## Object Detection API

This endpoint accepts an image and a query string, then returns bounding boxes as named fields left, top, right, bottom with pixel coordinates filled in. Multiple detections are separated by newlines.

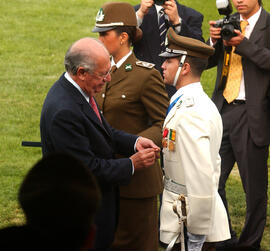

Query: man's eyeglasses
left=92, top=68, right=111, bottom=81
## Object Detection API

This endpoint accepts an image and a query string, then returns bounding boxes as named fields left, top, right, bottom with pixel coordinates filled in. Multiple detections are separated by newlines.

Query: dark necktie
left=90, top=97, right=102, bottom=122
left=110, top=65, right=117, bottom=73
left=159, top=9, right=167, bottom=52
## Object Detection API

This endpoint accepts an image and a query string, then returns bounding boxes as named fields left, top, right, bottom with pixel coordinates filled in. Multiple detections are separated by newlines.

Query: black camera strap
left=219, top=46, right=232, bottom=90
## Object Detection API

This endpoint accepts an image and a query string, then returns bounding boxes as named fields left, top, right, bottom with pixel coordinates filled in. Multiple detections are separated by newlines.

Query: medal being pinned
left=162, top=128, right=176, bottom=152
left=168, top=129, right=176, bottom=152
left=162, top=128, right=169, bottom=148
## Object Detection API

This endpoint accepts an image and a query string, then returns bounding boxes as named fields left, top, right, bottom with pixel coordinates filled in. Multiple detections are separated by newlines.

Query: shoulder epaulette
left=136, top=60, right=155, bottom=69
left=184, top=96, right=195, bottom=107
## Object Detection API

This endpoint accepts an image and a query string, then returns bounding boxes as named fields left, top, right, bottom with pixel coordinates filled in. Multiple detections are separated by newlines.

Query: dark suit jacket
left=133, top=1, right=204, bottom=73
left=40, top=74, right=138, bottom=249
left=208, top=9, right=270, bottom=146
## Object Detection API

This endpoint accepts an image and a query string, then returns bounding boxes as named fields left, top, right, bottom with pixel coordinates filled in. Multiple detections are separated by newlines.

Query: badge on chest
left=162, top=128, right=176, bottom=152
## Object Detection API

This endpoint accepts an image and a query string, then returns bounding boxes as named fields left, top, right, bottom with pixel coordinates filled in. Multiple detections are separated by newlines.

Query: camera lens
left=221, top=24, right=235, bottom=41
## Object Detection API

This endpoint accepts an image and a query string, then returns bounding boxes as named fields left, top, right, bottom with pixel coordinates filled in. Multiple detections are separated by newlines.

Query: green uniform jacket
left=95, top=52, right=169, bottom=198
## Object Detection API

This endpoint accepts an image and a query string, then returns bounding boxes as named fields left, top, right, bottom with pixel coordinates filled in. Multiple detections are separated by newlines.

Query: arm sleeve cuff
left=136, top=11, right=143, bottom=27
left=173, top=17, right=182, bottom=33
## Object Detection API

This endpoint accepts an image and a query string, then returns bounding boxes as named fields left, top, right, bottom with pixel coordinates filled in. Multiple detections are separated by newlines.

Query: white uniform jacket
left=160, top=82, right=230, bottom=243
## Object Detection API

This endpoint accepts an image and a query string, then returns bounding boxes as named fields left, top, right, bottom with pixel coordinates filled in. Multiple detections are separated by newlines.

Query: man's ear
left=181, top=62, right=191, bottom=76
left=77, top=67, right=88, bottom=80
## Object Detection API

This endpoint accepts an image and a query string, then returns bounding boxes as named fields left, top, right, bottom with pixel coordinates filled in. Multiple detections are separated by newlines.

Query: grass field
left=0, top=0, right=269, bottom=249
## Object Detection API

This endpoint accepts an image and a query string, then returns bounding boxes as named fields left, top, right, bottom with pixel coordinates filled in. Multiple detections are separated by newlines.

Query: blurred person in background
left=0, top=153, right=101, bottom=251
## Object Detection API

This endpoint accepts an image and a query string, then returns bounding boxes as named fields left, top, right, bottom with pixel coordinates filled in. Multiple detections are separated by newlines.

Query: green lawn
left=0, top=0, right=269, bottom=249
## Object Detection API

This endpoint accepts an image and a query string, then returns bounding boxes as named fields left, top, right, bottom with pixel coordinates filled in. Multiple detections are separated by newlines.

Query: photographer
left=207, top=0, right=270, bottom=249
left=134, top=0, right=204, bottom=98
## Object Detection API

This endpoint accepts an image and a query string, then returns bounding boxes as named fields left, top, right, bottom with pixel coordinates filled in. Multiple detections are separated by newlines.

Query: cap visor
left=159, top=51, right=180, bottom=58
left=92, top=26, right=115, bottom=33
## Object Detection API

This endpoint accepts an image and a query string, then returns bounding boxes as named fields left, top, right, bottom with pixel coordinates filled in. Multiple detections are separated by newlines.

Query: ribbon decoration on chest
left=166, top=94, right=183, bottom=115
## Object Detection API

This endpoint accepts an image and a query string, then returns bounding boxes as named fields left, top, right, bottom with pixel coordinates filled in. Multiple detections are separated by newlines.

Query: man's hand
left=209, top=20, right=221, bottom=44
left=130, top=148, right=157, bottom=171
left=136, top=137, right=160, bottom=159
left=163, top=0, right=180, bottom=25
left=137, top=0, right=154, bottom=19
left=209, top=20, right=245, bottom=47
left=223, top=29, right=245, bottom=47
left=136, top=137, right=160, bottom=151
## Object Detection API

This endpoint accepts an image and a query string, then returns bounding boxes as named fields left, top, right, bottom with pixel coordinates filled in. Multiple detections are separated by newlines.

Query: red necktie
left=90, top=97, right=102, bottom=122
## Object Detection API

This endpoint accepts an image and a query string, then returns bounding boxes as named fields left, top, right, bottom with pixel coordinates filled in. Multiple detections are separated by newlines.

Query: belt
left=164, top=176, right=187, bottom=196
left=232, top=100, right=245, bottom=105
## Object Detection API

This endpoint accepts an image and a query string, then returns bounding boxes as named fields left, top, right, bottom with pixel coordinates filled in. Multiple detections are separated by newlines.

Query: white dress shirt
left=111, top=50, right=132, bottom=68
left=64, top=72, right=89, bottom=102
left=237, top=7, right=261, bottom=100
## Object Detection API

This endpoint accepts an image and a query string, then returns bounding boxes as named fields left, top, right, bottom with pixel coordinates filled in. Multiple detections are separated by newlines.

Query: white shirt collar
left=240, top=7, right=261, bottom=33
left=64, top=72, right=89, bottom=102
left=155, top=4, right=163, bottom=13
left=111, top=50, right=132, bottom=69
left=170, top=82, right=202, bottom=104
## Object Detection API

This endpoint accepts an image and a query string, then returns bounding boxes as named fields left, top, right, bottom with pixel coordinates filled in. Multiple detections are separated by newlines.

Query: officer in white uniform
left=159, top=28, right=231, bottom=251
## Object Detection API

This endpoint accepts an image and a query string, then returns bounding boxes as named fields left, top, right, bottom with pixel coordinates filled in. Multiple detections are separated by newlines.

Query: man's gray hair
left=64, top=38, right=105, bottom=75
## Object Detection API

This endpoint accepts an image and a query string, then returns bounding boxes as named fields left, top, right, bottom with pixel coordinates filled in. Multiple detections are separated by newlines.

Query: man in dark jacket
left=207, top=0, right=270, bottom=249
left=40, top=37, right=159, bottom=251
left=134, top=0, right=204, bottom=97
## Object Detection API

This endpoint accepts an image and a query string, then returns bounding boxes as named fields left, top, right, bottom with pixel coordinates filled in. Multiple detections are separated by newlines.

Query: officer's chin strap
left=166, top=195, right=187, bottom=251
left=173, top=55, right=186, bottom=87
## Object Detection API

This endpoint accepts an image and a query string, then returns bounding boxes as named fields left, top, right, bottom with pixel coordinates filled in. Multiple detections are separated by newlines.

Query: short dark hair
left=19, top=152, right=101, bottom=249
left=184, top=55, right=208, bottom=77
left=114, top=26, right=137, bottom=46
left=258, top=0, right=262, bottom=6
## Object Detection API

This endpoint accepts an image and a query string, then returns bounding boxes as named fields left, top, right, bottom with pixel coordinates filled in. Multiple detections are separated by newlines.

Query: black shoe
left=216, top=234, right=238, bottom=250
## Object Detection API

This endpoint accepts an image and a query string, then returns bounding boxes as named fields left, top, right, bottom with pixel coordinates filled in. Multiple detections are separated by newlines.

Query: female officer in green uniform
left=92, top=2, right=169, bottom=251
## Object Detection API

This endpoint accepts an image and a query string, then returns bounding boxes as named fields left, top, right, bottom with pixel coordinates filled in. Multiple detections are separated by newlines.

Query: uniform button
left=121, top=94, right=126, bottom=99
left=102, top=93, right=105, bottom=98
left=100, top=110, right=103, bottom=114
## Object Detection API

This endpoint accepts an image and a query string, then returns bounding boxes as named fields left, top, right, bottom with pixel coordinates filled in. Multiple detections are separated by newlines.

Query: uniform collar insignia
left=176, top=100, right=183, bottom=109
left=125, top=64, right=132, bottom=71
left=96, top=8, right=105, bottom=22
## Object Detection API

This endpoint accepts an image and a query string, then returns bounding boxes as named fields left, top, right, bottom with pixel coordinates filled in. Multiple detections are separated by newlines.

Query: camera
left=214, top=0, right=240, bottom=41
left=154, top=0, right=166, bottom=6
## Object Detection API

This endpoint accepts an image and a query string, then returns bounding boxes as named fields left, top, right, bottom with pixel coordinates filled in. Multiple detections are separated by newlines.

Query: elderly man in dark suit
left=40, top=37, right=159, bottom=251
left=134, top=0, right=204, bottom=97
left=207, top=0, right=270, bottom=249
